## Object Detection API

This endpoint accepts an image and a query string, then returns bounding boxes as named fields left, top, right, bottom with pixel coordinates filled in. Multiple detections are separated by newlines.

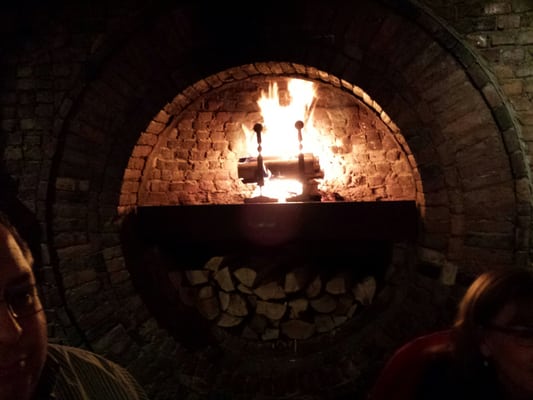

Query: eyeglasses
left=486, top=324, right=533, bottom=347
left=0, top=284, right=42, bottom=320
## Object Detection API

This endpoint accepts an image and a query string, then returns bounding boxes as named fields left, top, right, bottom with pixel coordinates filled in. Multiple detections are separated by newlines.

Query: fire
left=245, top=79, right=319, bottom=158
left=242, top=78, right=336, bottom=202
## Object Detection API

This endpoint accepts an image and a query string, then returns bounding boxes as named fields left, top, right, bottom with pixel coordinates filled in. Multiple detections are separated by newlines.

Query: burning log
left=238, top=153, right=323, bottom=183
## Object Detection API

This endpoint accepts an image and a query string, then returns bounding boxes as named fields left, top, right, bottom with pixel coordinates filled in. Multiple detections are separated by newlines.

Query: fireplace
left=112, top=53, right=517, bottom=395
left=118, top=69, right=423, bottom=397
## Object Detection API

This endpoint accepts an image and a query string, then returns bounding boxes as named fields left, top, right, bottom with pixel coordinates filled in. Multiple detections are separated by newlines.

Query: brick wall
left=0, top=0, right=531, bottom=399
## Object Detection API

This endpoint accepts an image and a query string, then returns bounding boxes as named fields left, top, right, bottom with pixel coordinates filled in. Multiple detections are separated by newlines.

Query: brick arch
left=43, top=0, right=528, bottom=397
left=92, top=0, right=526, bottom=275
left=127, top=66, right=419, bottom=208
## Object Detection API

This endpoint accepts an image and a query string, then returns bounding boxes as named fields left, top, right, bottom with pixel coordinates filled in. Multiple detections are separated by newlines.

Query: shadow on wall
left=119, top=210, right=216, bottom=350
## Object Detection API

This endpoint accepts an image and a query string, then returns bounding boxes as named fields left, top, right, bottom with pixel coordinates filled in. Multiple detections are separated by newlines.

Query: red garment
left=369, top=330, right=452, bottom=400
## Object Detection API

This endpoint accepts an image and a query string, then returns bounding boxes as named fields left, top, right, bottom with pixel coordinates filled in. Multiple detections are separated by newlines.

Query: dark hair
left=0, top=209, right=34, bottom=267
left=0, top=181, right=42, bottom=276
left=451, top=268, right=533, bottom=369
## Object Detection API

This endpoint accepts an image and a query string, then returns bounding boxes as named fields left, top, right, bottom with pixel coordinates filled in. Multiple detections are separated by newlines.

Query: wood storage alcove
left=120, top=200, right=418, bottom=393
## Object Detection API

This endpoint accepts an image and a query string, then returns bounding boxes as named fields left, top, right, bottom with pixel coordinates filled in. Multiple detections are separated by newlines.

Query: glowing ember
left=242, top=78, right=337, bottom=201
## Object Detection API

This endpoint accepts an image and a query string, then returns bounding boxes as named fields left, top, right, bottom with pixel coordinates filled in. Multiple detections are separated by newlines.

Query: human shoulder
left=48, top=342, right=111, bottom=363
left=47, top=343, right=128, bottom=374
left=417, top=349, right=499, bottom=400
left=47, top=343, right=149, bottom=400
left=413, top=347, right=459, bottom=398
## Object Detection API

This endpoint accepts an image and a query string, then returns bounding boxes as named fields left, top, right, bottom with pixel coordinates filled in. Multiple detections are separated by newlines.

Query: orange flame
left=244, top=79, right=319, bottom=158
left=242, top=78, right=338, bottom=201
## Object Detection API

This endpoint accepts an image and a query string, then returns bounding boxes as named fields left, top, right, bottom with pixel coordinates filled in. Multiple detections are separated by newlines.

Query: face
left=0, top=223, right=47, bottom=400
left=481, top=303, right=533, bottom=399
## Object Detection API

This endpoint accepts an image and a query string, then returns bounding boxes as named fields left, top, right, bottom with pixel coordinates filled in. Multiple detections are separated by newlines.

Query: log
left=284, top=267, right=309, bottom=294
left=261, top=328, right=280, bottom=341
left=347, top=303, right=358, bottom=318
left=325, top=273, right=347, bottom=295
left=333, top=315, right=348, bottom=327
left=233, top=267, right=257, bottom=288
left=227, top=293, right=248, bottom=317
left=310, top=294, right=337, bottom=313
left=288, top=298, right=309, bottom=319
left=306, top=275, right=322, bottom=298
left=196, top=285, right=215, bottom=299
left=204, top=256, right=224, bottom=272
left=196, top=296, right=220, bottom=320
left=254, top=281, right=286, bottom=300
left=281, top=319, right=316, bottom=340
left=315, top=314, right=335, bottom=333
left=214, top=267, right=235, bottom=292
left=238, top=153, right=323, bottom=183
left=217, top=312, right=243, bottom=327
left=218, top=291, right=230, bottom=311
left=353, top=276, right=376, bottom=305
left=185, top=269, right=210, bottom=285
left=237, top=283, right=253, bottom=294
left=335, top=294, right=354, bottom=315
left=256, top=300, right=287, bottom=320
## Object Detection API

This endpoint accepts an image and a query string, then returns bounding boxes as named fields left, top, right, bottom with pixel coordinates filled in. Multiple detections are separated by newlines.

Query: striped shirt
left=36, top=344, right=149, bottom=400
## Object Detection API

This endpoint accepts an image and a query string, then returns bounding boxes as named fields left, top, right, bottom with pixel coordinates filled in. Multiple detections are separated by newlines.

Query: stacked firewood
left=168, top=256, right=377, bottom=341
